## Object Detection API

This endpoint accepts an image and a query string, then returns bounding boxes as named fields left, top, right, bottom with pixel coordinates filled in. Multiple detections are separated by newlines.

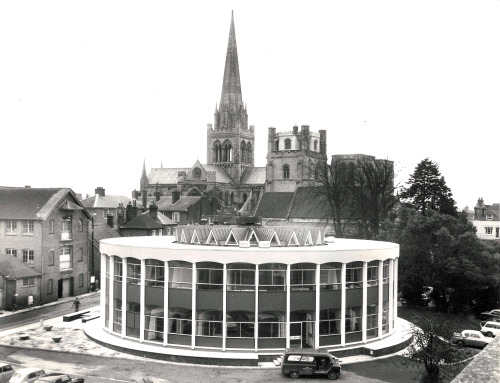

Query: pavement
left=0, top=294, right=414, bottom=368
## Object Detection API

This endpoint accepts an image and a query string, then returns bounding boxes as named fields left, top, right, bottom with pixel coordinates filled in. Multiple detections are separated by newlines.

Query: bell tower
left=207, top=12, right=255, bottom=184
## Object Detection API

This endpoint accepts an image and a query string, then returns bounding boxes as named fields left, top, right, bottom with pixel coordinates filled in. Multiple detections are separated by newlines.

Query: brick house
left=0, top=254, right=42, bottom=311
left=0, top=187, right=91, bottom=307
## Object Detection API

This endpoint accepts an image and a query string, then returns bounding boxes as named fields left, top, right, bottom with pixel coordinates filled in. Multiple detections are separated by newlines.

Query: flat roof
left=100, top=235, right=399, bottom=264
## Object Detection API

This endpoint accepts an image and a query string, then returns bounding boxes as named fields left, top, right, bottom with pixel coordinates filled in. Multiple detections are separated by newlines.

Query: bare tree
left=403, top=317, right=473, bottom=383
left=314, top=157, right=397, bottom=239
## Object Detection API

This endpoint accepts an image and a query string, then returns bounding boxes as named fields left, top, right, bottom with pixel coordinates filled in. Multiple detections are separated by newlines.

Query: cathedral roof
left=240, top=167, right=266, bottom=185
left=148, top=168, right=190, bottom=184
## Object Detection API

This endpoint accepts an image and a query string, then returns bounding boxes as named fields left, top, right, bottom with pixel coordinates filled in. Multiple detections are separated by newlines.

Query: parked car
left=0, top=364, right=15, bottom=383
left=8, top=368, right=46, bottom=383
left=480, top=309, right=500, bottom=321
left=281, top=348, right=341, bottom=380
left=480, top=321, right=500, bottom=337
left=451, top=330, right=493, bottom=349
left=33, top=375, right=83, bottom=383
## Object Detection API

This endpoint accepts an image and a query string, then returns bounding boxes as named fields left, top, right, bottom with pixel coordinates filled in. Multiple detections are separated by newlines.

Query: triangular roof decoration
left=304, top=230, right=313, bottom=246
left=270, top=230, right=281, bottom=247
left=191, top=230, right=200, bottom=245
left=206, top=229, right=218, bottom=245
left=180, top=229, right=187, bottom=244
left=316, top=230, right=323, bottom=245
left=247, top=229, right=259, bottom=246
left=59, top=200, right=84, bottom=211
left=225, top=230, right=238, bottom=246
left=288, top=231, right=299, bottom=246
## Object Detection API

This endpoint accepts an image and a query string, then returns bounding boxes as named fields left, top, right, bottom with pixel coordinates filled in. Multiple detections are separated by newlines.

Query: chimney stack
left=149, top=202, right=159, bottom=221
left=172, top=190, right=181, bottom=204
left=95, top=187, right=105, bottom=197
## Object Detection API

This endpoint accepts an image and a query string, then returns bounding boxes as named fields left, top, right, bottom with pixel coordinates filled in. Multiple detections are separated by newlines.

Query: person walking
left=72, top=297, right=81, bottom=312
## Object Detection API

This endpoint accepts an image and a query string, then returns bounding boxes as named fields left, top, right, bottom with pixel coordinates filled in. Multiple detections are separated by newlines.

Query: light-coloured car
left=451, top=330, right=493, bottom=349
left=480, top=309, right=500, bottom=321
left=8, top=368, right=46, bottom=383
left=34, top=374, right=83, bottom=383
left=480, top=321, right=500, bottom=337
left=0, top=364, right=15, bottom=383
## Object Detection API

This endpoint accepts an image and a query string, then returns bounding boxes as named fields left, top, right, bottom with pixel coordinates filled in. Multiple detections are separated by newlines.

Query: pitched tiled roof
left=81, top=194, right=140, bottom=209
left=201, top=165, right=234, bottom=184
left=240, top=167, right=266, bottom=185
left=157, top=196, right=201, bottom=212
left=0, top=187, right=87, bottom=220
left=288, top=186, right=331, bottom=220
left=0, top=255, right=42, bottom=279
left=120, top=214, right=164, bottom=230
left=156, top=212, right=177, bottom=226
left=254, top=192, right=296, bottom=219
left=92, top=223, right=122, bottom=242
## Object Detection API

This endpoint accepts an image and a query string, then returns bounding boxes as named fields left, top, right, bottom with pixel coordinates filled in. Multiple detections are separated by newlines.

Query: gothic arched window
left=283, top=164, right=290, bottom=179
left=240, top=141, right=247, bottom=162
left=222, top=140, right=232, bottom=162
left=247, top=142, right=252, bottom=163
left=285, top=138, right=291, bottom=150
left=212, top=140, right=222, bottom=163
left=314, top=140, right=318, bottom=151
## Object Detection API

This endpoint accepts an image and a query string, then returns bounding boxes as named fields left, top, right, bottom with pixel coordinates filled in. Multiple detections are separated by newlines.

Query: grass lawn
left=398, top=305, right=482, bottom=333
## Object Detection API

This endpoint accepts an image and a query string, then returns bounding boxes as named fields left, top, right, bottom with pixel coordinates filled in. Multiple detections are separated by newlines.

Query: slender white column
left=378, top=260, right=383, bottom=339
left=393, top=258, right=398, bottom=326
left=121, top=257, right=127, bottom=338
left=362, top=262, right=368, bottom=343
left=191, top=263, right=197, bottom=349
left=254, top=265, right=259, bottom=352
left=388, top=259, right=394, bottom=332
left=315, top=264, right=320, bottom=348
left=164, top=261, right=169, bottom=346
left=139, top=259, right=145, bottom=342
left=108, top=255, right=114, bottom=331
left=100, top=254, right=106, bottom=329
left=286, top=264, right=291, bottom=349
left=340, top=263, right=346, bottom=346
left=222, top=264, right=227, bottom=351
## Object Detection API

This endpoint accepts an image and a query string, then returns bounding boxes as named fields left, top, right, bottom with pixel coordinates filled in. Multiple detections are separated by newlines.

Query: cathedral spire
left=219, top=12, right=244, bottom=120
left=140, top=159, right=148, bottom=192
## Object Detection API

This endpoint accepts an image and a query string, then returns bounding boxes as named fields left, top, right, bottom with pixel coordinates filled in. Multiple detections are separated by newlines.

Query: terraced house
left=0, top=187, right=91, bottom=310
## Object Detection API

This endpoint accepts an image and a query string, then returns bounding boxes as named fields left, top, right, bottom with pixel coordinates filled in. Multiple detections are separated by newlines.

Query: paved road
left=0, top=294, right=100, bottom=332
left=0, top=345, right=422, bottom=383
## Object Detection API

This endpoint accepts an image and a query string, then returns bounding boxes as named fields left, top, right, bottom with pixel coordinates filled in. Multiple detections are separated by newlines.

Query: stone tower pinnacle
left=207, top=12, right=254, bottom=183
left=215, top=12, right=248, bottom=132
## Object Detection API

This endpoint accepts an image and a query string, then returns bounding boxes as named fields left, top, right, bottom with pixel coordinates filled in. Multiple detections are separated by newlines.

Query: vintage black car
left=281, top=348, right=341, bottom=380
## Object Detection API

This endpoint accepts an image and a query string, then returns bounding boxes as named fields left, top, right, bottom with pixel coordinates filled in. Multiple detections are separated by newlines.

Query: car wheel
left=290, top=371, right=299, bottom=379
left=486, top=332, right=493, bottom=337
left=327, top=370, right=339, bottom=380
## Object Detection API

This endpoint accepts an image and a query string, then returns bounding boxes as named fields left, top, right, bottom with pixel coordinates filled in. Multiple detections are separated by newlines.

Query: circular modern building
left=99, top=225, right=399, bottom=354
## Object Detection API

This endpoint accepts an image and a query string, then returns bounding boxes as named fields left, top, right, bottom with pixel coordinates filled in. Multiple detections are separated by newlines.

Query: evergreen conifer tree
left=400, top=158, right=457, bottom=216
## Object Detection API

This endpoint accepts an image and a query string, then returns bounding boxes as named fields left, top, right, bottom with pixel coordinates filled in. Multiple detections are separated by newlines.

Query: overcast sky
left=1, top=1, right=499, bottom=209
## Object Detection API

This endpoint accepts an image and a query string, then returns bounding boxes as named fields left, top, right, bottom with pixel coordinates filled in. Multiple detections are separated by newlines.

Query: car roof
left=284, top=348, right=331, bottom=356
left=14, top=368, right=44, bottom=373
left=36, top=375, right=67, bottom=381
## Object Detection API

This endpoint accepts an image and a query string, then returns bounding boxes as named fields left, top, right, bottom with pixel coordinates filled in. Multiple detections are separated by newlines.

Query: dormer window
left=285, top=138, right=291, bottom=150
left=486, top=215, right=493, bottom=220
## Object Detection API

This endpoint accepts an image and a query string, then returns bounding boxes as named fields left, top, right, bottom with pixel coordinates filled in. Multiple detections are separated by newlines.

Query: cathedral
left=135, top=13, right=328, bottom=214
